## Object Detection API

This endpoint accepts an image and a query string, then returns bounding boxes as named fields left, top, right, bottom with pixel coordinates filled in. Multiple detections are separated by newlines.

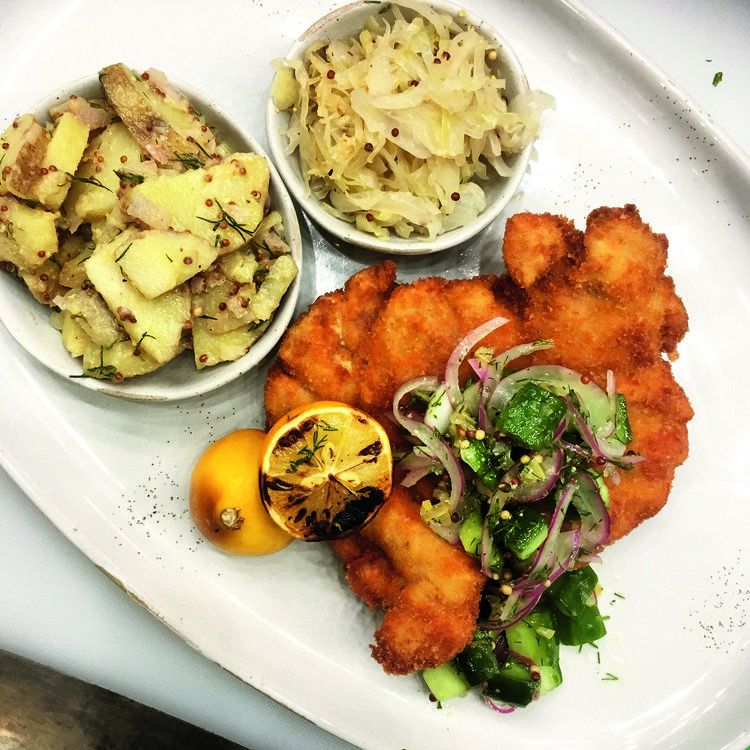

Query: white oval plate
left=0, top=2, right=749, bottom=750
left=0, top=76, right=303, bottom=402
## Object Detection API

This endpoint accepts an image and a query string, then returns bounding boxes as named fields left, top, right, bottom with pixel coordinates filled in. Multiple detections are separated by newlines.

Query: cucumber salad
left=392, top=317, right=642, bottom=711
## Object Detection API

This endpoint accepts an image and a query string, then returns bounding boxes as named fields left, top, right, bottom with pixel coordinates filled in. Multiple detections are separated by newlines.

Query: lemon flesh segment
left=261, top=406, right=392, bottom=541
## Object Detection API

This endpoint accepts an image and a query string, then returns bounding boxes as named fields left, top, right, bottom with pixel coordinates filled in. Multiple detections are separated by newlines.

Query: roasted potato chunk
left=0, top=63, right=298, bottom=382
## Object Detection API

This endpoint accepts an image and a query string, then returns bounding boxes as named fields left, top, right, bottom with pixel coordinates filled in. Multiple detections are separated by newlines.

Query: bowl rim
left=0, top=72, right=303, bottom=402
left=265, top=0, right=532, bottom=256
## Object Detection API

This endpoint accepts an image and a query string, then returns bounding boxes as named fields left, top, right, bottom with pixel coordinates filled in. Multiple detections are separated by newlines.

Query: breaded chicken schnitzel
left=331, top=485, right=486, bottom=675
left=264, top=204, right=692, bottom=675
left=504, top=205, right=691, bottom=540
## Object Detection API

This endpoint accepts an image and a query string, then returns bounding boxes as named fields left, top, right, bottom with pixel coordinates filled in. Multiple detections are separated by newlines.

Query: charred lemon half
left=260, top=401, right=392, bottom=541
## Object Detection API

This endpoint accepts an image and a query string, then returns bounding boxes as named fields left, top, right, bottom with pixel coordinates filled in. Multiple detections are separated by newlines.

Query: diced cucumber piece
left=483, top=657, right=538, bottom=707
left=460, top=438, right=489, bottom=474
left=613, top=393, right=632, bottom=444
left=554, top=602, right=607, bottom=646
left=547, top=565, right=599, bottom=618
left=422, top=660, right=470, bottom=703
left=506, top=607, right=560, bottom=669
left=499, top=506, right=548, bottom=560
left=460, top=438, right=500, bottom=491
left=459, top=508, right=483, bottom=556
left=460, top=508, right=504, bottom=574
left=537, top=663, right=563, bottom=696
left=507, top=606, right=563, bottom=697
left=494, top=382, right=567, bottom=451
left=457, top=634, right=502, bottom=687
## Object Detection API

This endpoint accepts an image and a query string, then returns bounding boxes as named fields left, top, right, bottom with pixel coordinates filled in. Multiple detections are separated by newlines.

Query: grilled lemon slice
left=260, top=401, right=392, bottom=541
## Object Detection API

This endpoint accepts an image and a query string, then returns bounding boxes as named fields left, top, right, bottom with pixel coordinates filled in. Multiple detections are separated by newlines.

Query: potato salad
left=0, top=63, right=297, bottom=381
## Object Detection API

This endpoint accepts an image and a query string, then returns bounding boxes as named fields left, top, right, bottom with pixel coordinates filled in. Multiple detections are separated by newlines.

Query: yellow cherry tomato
left=190, top=428, right=293, bottom=555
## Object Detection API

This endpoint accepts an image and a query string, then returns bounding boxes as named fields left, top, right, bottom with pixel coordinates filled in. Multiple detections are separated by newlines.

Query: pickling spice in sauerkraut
left=271, top=0, right=553, bottom=240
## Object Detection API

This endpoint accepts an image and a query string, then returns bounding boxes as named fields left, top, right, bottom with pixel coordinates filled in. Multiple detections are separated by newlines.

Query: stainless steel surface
left=0, top=649, right=247, bottom=750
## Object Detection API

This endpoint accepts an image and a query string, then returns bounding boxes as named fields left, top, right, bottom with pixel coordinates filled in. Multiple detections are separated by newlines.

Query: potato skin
left=99, top=62, right=209, bottom=168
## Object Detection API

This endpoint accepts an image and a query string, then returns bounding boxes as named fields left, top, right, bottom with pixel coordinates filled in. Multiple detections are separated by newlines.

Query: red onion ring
left=444, top=316, right=510, bottom=408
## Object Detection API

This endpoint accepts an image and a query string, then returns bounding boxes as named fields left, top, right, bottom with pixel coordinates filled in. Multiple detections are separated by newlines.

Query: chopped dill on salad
left=392, top=316, right=643, bottom=711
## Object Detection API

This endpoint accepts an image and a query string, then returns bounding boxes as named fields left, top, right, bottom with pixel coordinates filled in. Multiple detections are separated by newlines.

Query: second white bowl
left=266, top=0, right=534, bottom=255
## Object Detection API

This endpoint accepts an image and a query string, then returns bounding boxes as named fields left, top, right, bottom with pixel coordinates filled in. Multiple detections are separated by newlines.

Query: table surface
left=1, top=2, right=748, bottom=749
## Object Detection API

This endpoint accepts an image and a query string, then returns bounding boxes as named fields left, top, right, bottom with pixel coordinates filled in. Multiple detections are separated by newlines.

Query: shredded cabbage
left=272, top=0, right=553, bottom=241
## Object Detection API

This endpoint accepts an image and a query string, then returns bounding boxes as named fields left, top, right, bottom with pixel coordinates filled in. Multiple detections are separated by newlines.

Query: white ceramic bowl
left=266, top=0, right=533, bottom=256
left=0, top=75, right=303, bottom=401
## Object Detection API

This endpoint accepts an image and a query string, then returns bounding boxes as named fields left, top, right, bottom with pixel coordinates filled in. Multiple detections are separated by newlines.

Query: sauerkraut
left=272, top=0, right=553, bottom=241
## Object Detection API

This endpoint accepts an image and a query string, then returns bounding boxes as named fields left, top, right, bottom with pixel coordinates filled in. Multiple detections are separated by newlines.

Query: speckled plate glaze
left=0, top=0, right=749, bottom=749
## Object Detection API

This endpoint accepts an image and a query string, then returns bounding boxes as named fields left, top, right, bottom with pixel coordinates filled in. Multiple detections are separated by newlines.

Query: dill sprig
left=114, top=169, right=145, bottom=184
left=115, top=242, right=133, bottom=262
left=197, top=200, right=258, bottom=242
left=288, top=420, right=337, bottom=472
left=133, top=331, right=155, bottom=354
left=69, top=174, right=112, bottom=191
left=174, top=153, right=203, bottom=170
left=80, top=348, right=118, bottom=379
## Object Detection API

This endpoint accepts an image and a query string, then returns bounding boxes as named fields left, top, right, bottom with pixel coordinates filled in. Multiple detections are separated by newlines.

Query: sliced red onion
left=397, top=414, right=464, bottom=510
left=617, top=452, right=647, bottom=467
left=496, top=479, right=581, bottom=627
left=562, top=394, right=608, bottom=461
left=400, top=468, right=433, bottom=487
left=393, top=375, right=440, bottom=410
left=444, top=316, right=510, bottom=408
left=569, top=470, right=611, bottom=551
left=429, top=519, right=462, bottom=545
left=559, top=439, right=590, bottom=460
left=393, top=380, right=465, bottom=516
left=552, top=417, right=567, bottom=441
left=470, top=357, right=491, bottom=384
left=531, top=479, right=581, bottom=577
left=469, top=357, right=492, bottom=431
left=489, top=339, right=555, bottom=376
left=479, top=492, right=507, bottom=577
left=484, top=697, right=516, bottom=714
left=502, top=448, right=563, bottom=504
left=577, top=551, right=603, bottom=566
left=399, top=449, right=440, bottom=487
